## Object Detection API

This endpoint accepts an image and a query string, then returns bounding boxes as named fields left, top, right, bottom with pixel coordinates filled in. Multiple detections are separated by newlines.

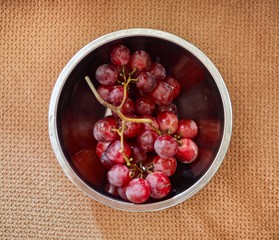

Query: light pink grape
left=145, top=171, right=171, bottom=199
left=107, top=164, right=131, bottom=187
left=126, top=178, right=150, bottom=203
left=154, top=134, right=178, bottom=158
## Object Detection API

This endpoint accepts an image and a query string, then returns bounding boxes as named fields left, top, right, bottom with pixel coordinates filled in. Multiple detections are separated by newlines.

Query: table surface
left=1, top=1, right=278, bottom=239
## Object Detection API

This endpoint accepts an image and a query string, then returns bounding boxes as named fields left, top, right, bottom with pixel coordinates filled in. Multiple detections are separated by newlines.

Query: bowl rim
left=48, top=28, right=232, bottom=212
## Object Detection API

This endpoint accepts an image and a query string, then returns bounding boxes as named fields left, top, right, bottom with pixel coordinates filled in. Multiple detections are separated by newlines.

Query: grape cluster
left=85, top=45, right=199, bottom=203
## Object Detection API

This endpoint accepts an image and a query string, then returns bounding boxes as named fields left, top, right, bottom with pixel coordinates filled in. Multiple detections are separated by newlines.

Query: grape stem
left=84, top=76, right=152, bottom=124
left=85, top=75, right=153, bottom=168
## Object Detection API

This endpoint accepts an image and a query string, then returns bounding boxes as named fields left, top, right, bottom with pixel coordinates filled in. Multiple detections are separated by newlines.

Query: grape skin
left=154, top=134, right=178, bottom=159
left=126, top=178, right=150, bottom=203
left=145, top=171, right=171, bottom=199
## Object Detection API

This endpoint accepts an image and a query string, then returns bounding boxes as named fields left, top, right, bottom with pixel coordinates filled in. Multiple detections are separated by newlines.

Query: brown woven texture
left=1, top=0, right=278, bottom=239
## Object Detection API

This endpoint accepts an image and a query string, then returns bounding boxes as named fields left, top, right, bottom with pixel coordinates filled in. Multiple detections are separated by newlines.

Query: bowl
left=48, top=28, right=232, bottom=211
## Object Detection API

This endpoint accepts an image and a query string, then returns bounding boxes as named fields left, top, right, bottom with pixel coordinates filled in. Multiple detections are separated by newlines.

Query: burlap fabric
left=1, top=1, right=278, bottom=239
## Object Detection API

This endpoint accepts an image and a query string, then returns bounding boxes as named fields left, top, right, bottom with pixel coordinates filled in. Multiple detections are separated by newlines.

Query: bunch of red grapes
left=88, top=45, right=199, bottom=204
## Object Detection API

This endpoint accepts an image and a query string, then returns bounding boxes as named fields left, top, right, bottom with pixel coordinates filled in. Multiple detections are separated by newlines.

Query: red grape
left=126, top=178, right=150, bottom=203
left=157, top=111, right=178, bottom=135
left=151, top=82, right=174, bottom=106
left=165, top=77, right=181, bottom=99
left=95, top=64, right=118, bottom=85
left=100, top=152, right=115, bottom=169
left=129, top=50, right=151, bottom=73
left=130, top=142, right=147, bottom=163
left=156, top=103, right=177, bottom=115
left=134, top=89, right=146, bottom=99
left=111, top=98, right=135, bottom=118
left=93, top=116, right=118, bottom=142
left=136, top=72, right=156, bottom=93
left=107, top=86, right=124, bottom=106
left=154, top=134, right=178, bottom=158
left=176, top=138, right=199, bottom=163
left=153, top=155, right=177, bottom=177
left=137, top=130, right=158, bottom=152
left=145, top=172, right=171, bottom=199
left=141, top=115, right=159, bottom=131
left=135, top=97, right=155, bottom=116
left=106, top=140, right=131, bottom=164
left=120, top=118, right=142, bottom=138
left=149, top=62, right=166, bottom=81
left=96, top=141, right=110, bottom=158
left=110, top=45, right=131, bottom=66
left=117, top=184, right=129, bottom=200
left=107, top=164, right=131, bottom=187
left=97, top=85, right=112, bottom=102
left=121, top=98, right=135, bottom=115
left=176, top=119, right=198, bottom=139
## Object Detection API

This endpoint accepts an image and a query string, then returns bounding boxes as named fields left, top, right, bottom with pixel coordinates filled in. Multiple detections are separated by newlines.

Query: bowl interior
left=56, top=36, right=224, bottom=203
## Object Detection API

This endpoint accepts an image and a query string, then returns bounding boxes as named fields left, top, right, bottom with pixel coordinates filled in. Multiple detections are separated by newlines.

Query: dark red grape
left=121, top=98, right=135, bottom=115
left=129, top=50, right=151, bottom=73
left=106, top=140, right=131, bottom=164
left=134, top=89, right=146, bottom=99
left=165, top=77, right=181, bottom=99
left=149, top=62, right=166, bottom=81
left=93, top=116, right=118, bottom=142
left=126, top=178, right=150, bottom=203
left=176, top=119, right=198, bottom=139
left=137, top=130, right=158, bottom=152
left=145, top=171, right=171, bottom=199
left=157, top=111, right=178, bottom=135
left=154, top=134, right=178, bottom=158
left=95, top=64, right=118, bottom=85
left=153, top=155, right=177, bottom=177
left=135, top=97, right=155, bottom=116
left=136, top=72, right=156, bottom=93
left=110, top=45, right=131, bottom=66
left=107, top=164, right=131, bottom=187
left=176, top=138, right=198, bottom=163
left=151, top=82, right=174, bottom=106
left=156, top=103, right=177, bottom=115
left=100, top=152, right=115, bottom=169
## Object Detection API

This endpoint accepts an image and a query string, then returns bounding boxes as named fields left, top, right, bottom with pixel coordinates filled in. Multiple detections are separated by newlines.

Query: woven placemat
left=1, top=0, right=278, bottom=239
